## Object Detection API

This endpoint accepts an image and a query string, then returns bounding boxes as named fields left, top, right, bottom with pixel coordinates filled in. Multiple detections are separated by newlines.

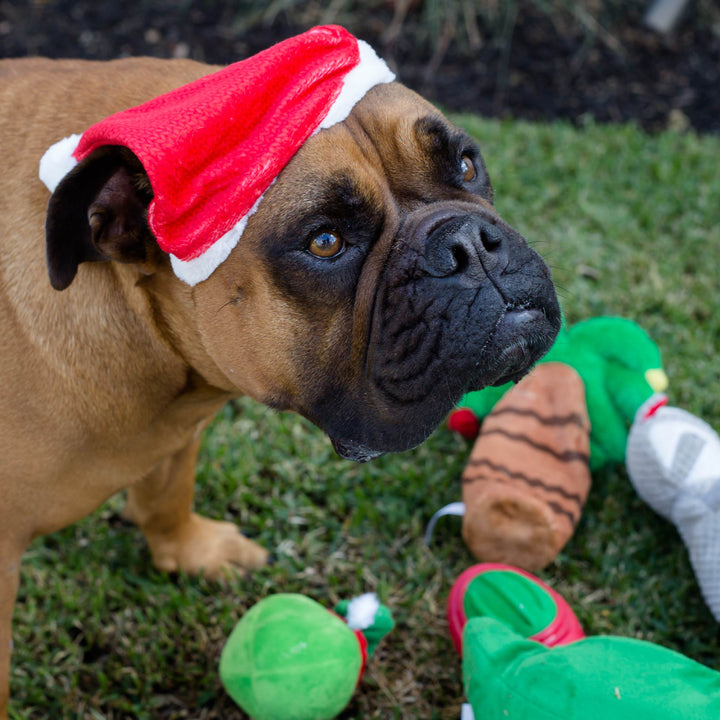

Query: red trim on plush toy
left=642, top=394, right=669, bottom=420
left=353, top=629, right=369, bottom=687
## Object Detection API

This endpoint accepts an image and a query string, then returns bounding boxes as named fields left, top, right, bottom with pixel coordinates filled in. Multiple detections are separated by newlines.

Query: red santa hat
left=39, top=25, right=395, bottom=285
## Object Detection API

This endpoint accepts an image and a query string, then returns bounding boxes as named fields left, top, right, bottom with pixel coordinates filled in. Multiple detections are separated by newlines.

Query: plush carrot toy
left=460, top=362, right=592, bottom=570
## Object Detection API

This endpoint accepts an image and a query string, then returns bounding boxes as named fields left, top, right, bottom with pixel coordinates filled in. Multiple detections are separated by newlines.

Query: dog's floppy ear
left=45, top=146, right=158, bottom=290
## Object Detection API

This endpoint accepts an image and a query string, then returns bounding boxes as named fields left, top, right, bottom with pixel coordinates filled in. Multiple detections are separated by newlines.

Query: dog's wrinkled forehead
left=264, top=83, right=494, bottom=226
left=352, top=84, right=492, bottom=197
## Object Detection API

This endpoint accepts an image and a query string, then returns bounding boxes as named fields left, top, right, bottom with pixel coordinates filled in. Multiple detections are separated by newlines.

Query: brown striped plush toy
left=461, top=362, right=592, bottom=571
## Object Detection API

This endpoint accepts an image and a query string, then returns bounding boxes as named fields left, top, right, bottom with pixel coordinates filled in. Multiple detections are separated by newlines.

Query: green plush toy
left=451, top=565, right=720, bottom=720
left=219, top=593, right=394, bottom=720
left=449, top=316, right=668, bottom=469
left=463, top=618, right=720, bottom=720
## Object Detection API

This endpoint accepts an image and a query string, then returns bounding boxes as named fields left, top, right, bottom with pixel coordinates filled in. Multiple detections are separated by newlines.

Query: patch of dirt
left=1, top=1, right=718, bottom=133
left=400, top=7, right=720, bottom=133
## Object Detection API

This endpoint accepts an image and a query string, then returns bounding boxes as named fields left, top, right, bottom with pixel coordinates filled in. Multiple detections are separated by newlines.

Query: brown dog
left=0, top=52, right=560, bottom=715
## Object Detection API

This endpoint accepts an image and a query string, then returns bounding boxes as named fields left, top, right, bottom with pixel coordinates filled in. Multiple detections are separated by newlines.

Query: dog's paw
left=144, top=512, right=269, bottom=580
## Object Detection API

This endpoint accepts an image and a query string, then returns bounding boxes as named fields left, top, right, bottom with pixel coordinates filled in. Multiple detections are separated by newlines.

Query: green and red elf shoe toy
left=219, top=592, right=394, bottom=720
left=449, top=564, right=720, bottom=720
left=447, top=563, right=585, bottom=655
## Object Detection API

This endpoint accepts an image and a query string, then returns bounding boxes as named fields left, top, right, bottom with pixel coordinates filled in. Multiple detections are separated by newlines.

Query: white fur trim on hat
left=317, top=39, right=395, bottom=131
left=169, top=191, right=265, bottom=285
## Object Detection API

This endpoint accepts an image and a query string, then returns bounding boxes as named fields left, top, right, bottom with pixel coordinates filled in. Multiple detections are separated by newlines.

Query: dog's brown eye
left=460, top=154, right=477, bottom=182
left=308, top=231, right=344, bottom=259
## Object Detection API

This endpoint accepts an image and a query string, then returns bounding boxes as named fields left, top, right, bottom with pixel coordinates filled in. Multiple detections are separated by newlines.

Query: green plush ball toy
left=219, top=593, right=393, bottom=720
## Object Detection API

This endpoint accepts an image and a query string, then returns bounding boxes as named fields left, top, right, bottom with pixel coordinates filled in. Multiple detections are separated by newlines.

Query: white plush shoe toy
left=626, top=394, right=720, bottom=621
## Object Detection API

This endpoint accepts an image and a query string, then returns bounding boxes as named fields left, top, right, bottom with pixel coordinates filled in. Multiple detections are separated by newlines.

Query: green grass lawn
left=10, top=116, right=720, bottom=719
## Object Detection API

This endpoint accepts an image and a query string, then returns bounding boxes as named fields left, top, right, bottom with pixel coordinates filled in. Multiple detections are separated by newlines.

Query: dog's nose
left=423, top=215, right=508, bottom=278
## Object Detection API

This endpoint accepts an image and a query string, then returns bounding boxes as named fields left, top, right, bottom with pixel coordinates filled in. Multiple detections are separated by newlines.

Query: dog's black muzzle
left=316, top=205, right=561, bottom=461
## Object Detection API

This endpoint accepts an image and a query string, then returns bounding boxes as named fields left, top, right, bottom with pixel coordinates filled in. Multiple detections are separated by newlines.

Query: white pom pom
left=39, top=134, right=82, bottom=193
left=345, top=592, right=380, bottom=630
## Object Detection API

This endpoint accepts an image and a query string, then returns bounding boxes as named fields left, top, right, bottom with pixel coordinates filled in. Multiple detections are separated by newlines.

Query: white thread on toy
left=647, top=419, right=718, bottom=494
left=424, top=502, right=466, bottom=547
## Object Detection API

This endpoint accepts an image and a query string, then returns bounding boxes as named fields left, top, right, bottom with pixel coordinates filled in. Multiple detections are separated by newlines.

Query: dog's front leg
left=122, top=431, right=269, bottom=579
left=0, top=544, right=21, bottom=720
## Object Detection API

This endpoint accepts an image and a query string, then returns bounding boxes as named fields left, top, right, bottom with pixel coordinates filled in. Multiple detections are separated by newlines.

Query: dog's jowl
left=0, top=25, right=559, bottom=716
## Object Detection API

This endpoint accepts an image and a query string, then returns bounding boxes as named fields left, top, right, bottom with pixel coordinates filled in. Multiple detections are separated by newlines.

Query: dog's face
left=47, top=82, right=560, bottom=461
